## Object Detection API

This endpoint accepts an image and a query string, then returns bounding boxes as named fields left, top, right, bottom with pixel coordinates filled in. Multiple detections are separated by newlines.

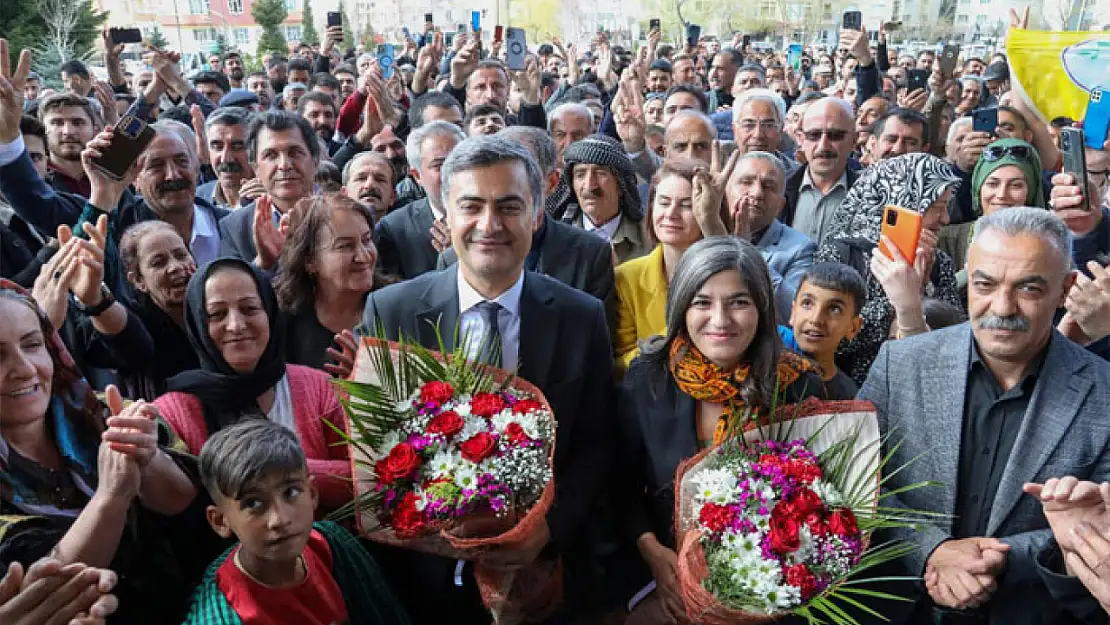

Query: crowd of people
left=3, top=10, right=1110, bottom=625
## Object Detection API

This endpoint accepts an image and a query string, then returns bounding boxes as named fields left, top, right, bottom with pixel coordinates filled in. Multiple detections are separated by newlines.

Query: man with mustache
left=342, top=151, right=396, bottom=223
left=463, top=103, right=506, bottom=137
left=196, top=107, right=255, bottom=210
left=247, top=72, right=275, bottom=109
left=733, top=89, right=795, bottom=168
left=218, top=110, right=320, bottom=270
left=361, top=135, right=614, bottom=625
left=780, top=97, right=859, bottom=246
left=223, top=51, right=246, bottom=89
left=860, top=207, right=1110, bottom=625
left=547, top=134, right=650, bottom=265
left=297, top=91, right=340, bottom=155
left=374, top=121, right=465, bottom=279
left=445, top=43, right=547, bottom=129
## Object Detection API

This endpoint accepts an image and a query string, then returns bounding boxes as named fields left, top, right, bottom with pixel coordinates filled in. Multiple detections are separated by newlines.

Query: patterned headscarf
left=970, top=138, right=1044, bottom=218
left=824, top=153, right=963, bottom=244
left=547, top=134, right=644, bottom=222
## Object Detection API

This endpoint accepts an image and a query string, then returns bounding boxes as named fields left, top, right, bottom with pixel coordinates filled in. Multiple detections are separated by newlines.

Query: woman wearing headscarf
left=816, top=153, right=963, bottom=384
left=152, top=258, right=352, bottom=514
left=938, top=137, right=1044, bottom=277
left=0, top=281, right=199, bottom=625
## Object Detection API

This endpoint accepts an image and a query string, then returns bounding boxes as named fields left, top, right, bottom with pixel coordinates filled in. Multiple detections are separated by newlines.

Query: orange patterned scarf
left=669, top=336, right=815, bottom=445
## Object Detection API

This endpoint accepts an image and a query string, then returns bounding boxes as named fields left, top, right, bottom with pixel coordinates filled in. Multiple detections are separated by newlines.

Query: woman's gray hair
left=440, top=136, right=544, bottom=215
left=406, top=120, right=466, bottom=171
left=732, top=88, right=786, bottom=126
left=973, top=206, right=1073, bottom=269
left=646, top=236, right=782, bottom=409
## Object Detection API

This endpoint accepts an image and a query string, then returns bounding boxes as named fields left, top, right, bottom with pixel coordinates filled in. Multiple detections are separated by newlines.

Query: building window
left=235, top=27, right=249, bottom=43
left=193, top=28, right=212, bottom=41
left=957, top=14, right=968, bottom=23
left=188, top=0, right=208, bottom=13
left=285, top=25, right=301, bottom=40
left=285, top=0, right=297, bottom=9
left=228, top=0, right=243, bottom=13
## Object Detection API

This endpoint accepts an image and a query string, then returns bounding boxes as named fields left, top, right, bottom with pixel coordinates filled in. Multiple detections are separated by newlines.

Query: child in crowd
left=184, top=419, right=410, bottom=625
left=789, top=262, right=866, bottom=400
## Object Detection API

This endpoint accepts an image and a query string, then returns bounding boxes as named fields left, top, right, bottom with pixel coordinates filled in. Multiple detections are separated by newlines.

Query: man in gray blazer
left=375, top=121, right=466, bottom=279
left=860, top=207, right=1110, bottom=625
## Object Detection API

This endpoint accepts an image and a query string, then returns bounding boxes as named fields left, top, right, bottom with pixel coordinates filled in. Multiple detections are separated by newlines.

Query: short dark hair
left=656, top=44, right=675, bottom=59
left=198, top=420, right=307, bottom=502
left=797, top=262, right=867, bottom=315
left=247, top=109, right=321, bottom=161
left=331, top=63, right=357, bottom=78
left=193, top=70, right=230, bottom=94
left=1050, top=116, right=1075, bottom=129
left=297, top=90, right=338, bottom=117
left=648, top=59, right=673, bottom=74
left=264, top=55, right=287, bottom=70
left=923, top=297, right=967, bottom=329
left=19, top=115, right=46, bottom=145
left=157, top=105, right=193, bottom=125
left=60, top=60, right=90, bottom=79
left=247, top=71, right=269, bottom=82
left=288, top=58, right=312, bottom=73
left=561, top=83, right=603, bottom=103
left=310, top=72, right=340, bottom=91
left=997, top=104, right=1029, bottom=130
left=663, top=84, right=709, bottom=114
left=872, top=108, right=928, bottom=141
left=713, top=49, right=743, bottom=68
left=470, top=59, right=508, bottom=82
left=38, top=92, right=100, bottom=128
left=409, top=91, right=462, bottom=129
left=224, top=51, right=242, bottom=61
left=464, top=103, right=505, bottom=126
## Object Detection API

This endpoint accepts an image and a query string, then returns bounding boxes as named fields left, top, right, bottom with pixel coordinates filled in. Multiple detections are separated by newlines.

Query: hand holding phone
left=906, top=69, right=928, bottom=93
left=89, top=116, right=156, bottom=183
left=109, top=27, right=143, bottom=45
left=326, top=11, right=342, bottom=28
left=649, top=18, right=661, bottom=31
left=685, top=23, right=701, bottom=49
left=878, top=205, right=923, bottom=264
left=972, top=106, right=999, bottom=135
left=842, top=10, right=863, bottom=31
left=1061, top=127, right=1090, bottom=208
left=505, top=27, right=527, bottom=71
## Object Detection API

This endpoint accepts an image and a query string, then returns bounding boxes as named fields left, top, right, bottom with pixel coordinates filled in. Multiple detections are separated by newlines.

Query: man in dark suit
left=860, top=207, right=1110, bottom=625
left=375, top=120, right=466, bottom=279
left=362, top=135, right=614, bottom=624
left=439, top=125, right=617, bottom=332
left=218, top=110, right=319, bottom=270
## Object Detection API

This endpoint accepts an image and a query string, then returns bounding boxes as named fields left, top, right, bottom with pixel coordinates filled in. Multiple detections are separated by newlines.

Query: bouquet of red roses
left=674, top=399, right=928, bottom=624
left=335, top=333, right=559, bottom=624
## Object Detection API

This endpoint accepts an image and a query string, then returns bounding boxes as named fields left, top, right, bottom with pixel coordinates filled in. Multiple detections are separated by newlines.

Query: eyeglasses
left=981, top=144, right=1032, bottom=162
left=802, top=128, right=849, bottom=142
left=738, top=120, right=781, bottom=132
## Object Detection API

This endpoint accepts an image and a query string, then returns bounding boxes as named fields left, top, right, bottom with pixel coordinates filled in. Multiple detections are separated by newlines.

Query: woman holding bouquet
left=153, top=258, right=352, bottom=514
left=615, top=236, right=825, bottom=624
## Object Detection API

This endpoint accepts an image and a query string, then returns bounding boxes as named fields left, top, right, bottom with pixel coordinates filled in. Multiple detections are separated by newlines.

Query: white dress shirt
left=457, top=268, right=524, bottom=372
left=581, top=212, right=623, bottom=242
left=190, top=203, right=221, bottom=267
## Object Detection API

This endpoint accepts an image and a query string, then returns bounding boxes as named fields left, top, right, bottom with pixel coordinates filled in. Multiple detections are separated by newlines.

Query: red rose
left=805, top=511, right=829, bottom=537
left=459, top=432, right=497, bottom=463
left=511, top=399, right=543, bottom=415
left=768, top=514, right=801, bottom=554
left=420, top=381, right=455, bottom=406
left=391, top=492, right=426, bottom=538
left=789, top=488, right=824, bottom=517
left=470, top=392, right=507, bottom=418
left=784, top=563, right=817, bottom=599
left=504, top=422, right=531, bottom=445
left=376, top=442, right=421, bottom=484
left=828, top=508, right=859, bottom=537
left=427, top=410, right=465, bottom=438
left=785, top=460, right=823, bottom=484
left=698, top=503, right=734, bottom=535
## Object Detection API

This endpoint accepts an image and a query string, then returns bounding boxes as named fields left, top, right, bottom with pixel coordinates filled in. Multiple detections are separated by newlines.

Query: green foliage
left=212, top=31, right=230, bottom=56
left=338, top=0, right=355, bottom=48
left=300, top=0, right=320, bottom=45
left=253, top=0, right=290, bottom=56
left=1, top=0, right=107, bottom=81
left=148, top=25, right=169, bottom=49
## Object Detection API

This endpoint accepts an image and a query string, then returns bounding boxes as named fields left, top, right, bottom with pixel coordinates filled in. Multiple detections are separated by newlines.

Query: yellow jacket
left=614, top=245, right=668, bottom=375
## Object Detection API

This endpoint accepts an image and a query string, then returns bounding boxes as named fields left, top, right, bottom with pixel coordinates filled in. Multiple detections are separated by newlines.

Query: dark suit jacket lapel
left=517, top=273, right=559, bottom=388
left=783, top=167, right=806, bottom=226
left=986, top=334, right=1092, bottom=535
left=923, top=325, right=973, bottom=524
left=535, top=216, right=568, bottom=277
left=415, top=269, right=460, bottom=351
left=410, top=199, right=434, bottom=240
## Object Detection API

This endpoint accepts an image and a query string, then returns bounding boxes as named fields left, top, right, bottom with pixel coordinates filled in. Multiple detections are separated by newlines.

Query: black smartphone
left=973, top=106, right=998, bottom=134
left=842, top=10, right=863, bottom=30
left=649, top=18, right=661, bottom=31
left=445, top=33, right=455, bottom=46
left=91, top=115, right=156, bottom=182
left=424, top=12, right=434, bottom=23
left=686, top=23, right=701, bottom=47
left=907, top=68, right=928, bottom=92
left=327, top=11, right=341, bottom=27
left=110, top=27, right=143, bottom=45
left=742, top=34, right=751, bottom=49
left=939, top=44, right=960, bottom=76
left=1061, top=127, right=1089, bottom=207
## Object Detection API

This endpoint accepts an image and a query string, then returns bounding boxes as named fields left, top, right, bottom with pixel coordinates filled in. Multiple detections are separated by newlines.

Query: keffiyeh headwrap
left=547, top=134, right=643, bottom=222
left=816, top=154, right=964, bottom=384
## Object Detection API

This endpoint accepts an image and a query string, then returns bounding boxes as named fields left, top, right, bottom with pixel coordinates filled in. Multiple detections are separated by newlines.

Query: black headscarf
left=165, top=258, right=287, bottom=427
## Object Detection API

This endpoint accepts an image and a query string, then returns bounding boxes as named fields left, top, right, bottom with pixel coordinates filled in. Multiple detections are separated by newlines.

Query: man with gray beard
left=860, top=207, right=1110, bottom=625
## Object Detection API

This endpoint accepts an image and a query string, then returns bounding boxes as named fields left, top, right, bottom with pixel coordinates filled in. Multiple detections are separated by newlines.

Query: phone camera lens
left=887, top=211, right=898, bottom=226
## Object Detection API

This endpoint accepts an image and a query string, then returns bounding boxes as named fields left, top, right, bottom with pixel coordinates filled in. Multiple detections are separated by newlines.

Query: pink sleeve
left=288, top=366, right=353, bottom=515
left=152, top=392, right=207, bottom=455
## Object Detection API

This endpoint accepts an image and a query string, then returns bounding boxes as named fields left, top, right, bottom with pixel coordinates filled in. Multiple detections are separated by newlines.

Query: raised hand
left=511, top=55, right=542, bottom=106
left=898, top=87, right=927, bottom=112
left=252, top=195, right=285, bottom=271
left=1064, top=260, right=1110, bottom=344
left=871, top=234, right=928, bottom=331
left=565, top=44, right=580, bottom=85
left=69, top=215, right=109, bottom=309
left=91, top=81, right=119, bottom=126
left=614, top=69, right=646, bottom=152
left=0, top=39, right=32, bottom=144
left=450, top=39, right=481, bottom=89
left=189, top=104, right=210, bottom=167
left=32, top=234, right=87, bottom=330
left=101, top=385, right=161, bottom=469
left=693, top=141, right=739, bottom=237
left=1024, top=478, right=1110, bottom=554
left=97, top=432, right=141, bottom=503
left=239, top=178, right=266, bottom=203
left=82, top=126, right=141, bottom=211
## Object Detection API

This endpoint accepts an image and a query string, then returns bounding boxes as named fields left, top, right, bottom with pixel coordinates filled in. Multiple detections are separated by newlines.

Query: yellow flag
left=1007, top=28, right=1110, bottom=122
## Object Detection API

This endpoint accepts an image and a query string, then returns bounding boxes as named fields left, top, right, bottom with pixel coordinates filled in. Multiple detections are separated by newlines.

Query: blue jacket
left=756, top=219, right=817, bottom=324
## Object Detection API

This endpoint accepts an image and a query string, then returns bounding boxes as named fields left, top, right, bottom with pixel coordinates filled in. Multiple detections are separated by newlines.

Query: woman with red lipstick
left=152, top=258, right=352, bottom=516
left=613, top=237, right=825, bottom=625
left=274, top=194, right=393, bottom=374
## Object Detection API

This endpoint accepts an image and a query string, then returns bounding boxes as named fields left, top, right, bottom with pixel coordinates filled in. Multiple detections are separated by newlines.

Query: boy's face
left=207, top=470, right=318, bottom=566
left=789, top=282, right=862, bottom=357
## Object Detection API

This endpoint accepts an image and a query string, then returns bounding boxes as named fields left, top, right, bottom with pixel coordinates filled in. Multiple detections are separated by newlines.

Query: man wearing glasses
left=781, top=98, right=859, bottom=246
left=732, top=89, right=796, bottom=171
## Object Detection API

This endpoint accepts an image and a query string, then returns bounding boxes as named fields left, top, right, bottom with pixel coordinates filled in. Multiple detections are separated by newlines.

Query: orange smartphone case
left=878, top=205, right=922, bottom=263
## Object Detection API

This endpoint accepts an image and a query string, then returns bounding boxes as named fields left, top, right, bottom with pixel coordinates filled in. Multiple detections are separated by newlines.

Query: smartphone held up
left=91, top=116, right=156, bottom=182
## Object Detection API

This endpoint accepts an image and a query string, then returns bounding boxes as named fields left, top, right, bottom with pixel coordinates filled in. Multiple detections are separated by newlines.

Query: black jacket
left=781, top=165, right=862, bottom=229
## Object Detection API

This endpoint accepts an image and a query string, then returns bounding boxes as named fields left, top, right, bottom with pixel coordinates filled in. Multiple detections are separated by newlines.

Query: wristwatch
left=75, top=284, right=115, bottom=317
